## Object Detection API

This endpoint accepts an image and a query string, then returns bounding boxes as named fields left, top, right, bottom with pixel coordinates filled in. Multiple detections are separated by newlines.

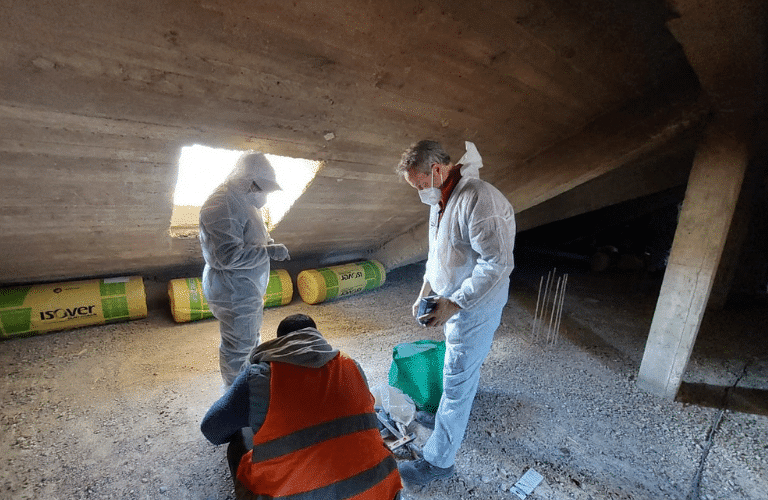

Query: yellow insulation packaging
left=0, top=276, right=147, bottom=339
left=168, top=277, right=213, bottom=323
left=168, top=269, right=293, bottom=323
left=297, top=260, right=386, bottom=305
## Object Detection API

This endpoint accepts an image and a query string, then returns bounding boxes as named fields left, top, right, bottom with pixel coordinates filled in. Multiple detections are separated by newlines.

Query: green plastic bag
left=388, top=340, right=446, bottom=413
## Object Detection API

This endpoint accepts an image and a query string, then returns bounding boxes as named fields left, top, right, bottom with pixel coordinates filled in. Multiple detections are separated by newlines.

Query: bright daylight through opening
left=170, top=145, right=321, bottom=236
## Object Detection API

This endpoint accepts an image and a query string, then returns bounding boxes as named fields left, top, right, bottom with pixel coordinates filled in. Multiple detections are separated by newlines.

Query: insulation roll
left=167, top=277, right=214, bottom=323
left=0, top=276, right=147, bottom=339
left=263, top=268, right=294, bottom=308
left=168, top=269, right=293, bottom=323
left=297, top=260, right=386, bottom=305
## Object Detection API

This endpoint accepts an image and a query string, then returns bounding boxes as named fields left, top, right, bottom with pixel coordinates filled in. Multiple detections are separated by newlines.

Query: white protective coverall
left=421, top=142, right=516, bottom=468
left=199, top=153, right=289, bottom=386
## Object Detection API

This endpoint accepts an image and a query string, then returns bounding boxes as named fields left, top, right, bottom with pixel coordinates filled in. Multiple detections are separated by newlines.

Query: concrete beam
left=637, top=121, right=750, bottom=399
left=498, top=93, right=706, bottom=213
left=370, top=223, right=428, bottom=272
left=515, top=143, right=695, bottom=232
left=666, top=0, right=766, bottom=115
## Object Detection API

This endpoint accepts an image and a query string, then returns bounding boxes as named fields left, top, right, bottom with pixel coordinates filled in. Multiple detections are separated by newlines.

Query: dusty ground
left=1, top=262, right=767, bottom=500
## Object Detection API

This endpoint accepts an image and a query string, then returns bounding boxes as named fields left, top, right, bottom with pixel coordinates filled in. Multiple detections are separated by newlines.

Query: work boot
left=398, top=458, right=454, bottom=486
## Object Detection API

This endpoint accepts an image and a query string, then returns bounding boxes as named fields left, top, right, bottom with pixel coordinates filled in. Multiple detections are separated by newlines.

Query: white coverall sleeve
left=449, top=192, right=516, bottom=310
left=200, top=195, right=270, bottom=270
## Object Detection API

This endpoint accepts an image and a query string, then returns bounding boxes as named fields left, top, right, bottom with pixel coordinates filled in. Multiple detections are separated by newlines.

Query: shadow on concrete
left=676, top=382, right=768, bottom=416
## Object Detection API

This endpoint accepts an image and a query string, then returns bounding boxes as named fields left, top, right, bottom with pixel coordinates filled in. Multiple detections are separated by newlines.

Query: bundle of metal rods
left=532, top=268, right=568, bottom=345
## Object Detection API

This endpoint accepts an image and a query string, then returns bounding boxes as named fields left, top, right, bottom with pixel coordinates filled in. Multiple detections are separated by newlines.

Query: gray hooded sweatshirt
left=201, top=328, right=368, bottom=445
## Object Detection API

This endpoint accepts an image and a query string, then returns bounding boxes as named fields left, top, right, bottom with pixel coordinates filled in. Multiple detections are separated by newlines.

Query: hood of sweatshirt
left=249, top=327, right=338, bottom=369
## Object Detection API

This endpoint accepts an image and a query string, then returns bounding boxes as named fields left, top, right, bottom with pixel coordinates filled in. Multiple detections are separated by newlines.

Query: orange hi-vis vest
left=237, top=352, right=402, bottom=499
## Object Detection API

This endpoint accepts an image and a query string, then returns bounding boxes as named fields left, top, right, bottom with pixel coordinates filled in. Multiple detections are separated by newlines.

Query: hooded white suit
left=199, top=152, right=289, bottom=386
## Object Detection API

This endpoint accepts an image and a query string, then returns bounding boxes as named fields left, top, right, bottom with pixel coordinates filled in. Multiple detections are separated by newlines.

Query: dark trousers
left=226, top=428, right=254, bottom=481
left=228, top=428, right=263, bottom=500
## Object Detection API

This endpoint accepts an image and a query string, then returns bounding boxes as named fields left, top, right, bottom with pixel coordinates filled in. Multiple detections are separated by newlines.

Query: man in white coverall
left=200, top=152, right=290, bottom=387
left=395, top=140, right=516, bottom=486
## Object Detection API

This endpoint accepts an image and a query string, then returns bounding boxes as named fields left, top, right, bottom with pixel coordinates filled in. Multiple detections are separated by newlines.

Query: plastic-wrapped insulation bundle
left=0, top=276, right=147, bottom=339
left=297, top=260, right=385, bottom=305
left=167, top=269, right=293, bottom=323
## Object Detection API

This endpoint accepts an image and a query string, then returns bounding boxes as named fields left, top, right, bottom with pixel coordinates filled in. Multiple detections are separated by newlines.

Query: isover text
left=340, top=271, right=363, bottom=280
left=39, top=305, right=97, bottom=320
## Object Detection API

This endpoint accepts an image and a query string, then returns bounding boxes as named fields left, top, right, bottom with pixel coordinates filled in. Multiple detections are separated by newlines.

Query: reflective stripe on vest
left=243, top=455, right=398, bottom=500
left=251, top=412, right=379, bottom=463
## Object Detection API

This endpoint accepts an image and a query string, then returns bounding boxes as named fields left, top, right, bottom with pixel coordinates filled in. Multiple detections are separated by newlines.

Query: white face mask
left=247, top=192, right=268, bottom=208
left=246, top=181, right=269, bottom=208
left=418, top=168, right=442, bottom=206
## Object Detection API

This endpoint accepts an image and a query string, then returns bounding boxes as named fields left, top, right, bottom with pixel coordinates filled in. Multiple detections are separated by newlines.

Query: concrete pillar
left=707, top=154, right=763, bottom=308
left=637, top=120, right=750, bottom=399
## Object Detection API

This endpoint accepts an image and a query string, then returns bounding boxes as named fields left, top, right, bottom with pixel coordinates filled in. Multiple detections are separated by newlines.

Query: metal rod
left=553, top=274, right=568, bottom=346
left=533, top=275, right=543, bottom=338
left=547, top=277, right=561, bottom=344
left=540, top=269, right=553, bottom=340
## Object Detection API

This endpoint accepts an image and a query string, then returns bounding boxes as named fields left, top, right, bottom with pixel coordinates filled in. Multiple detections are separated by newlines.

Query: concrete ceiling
left=0, top=0, right=763, bottom=285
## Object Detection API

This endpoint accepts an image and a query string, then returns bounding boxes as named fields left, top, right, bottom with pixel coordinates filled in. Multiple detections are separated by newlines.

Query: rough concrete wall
left=0, top=0, right=696, bottom=285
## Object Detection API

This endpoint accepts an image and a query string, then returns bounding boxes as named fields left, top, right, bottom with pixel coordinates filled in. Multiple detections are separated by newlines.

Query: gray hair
left=395, top=140, right=451, bottom=177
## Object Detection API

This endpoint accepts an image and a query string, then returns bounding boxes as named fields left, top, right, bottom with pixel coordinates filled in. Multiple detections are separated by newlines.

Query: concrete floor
left=1, top=263, right=766, bottom=499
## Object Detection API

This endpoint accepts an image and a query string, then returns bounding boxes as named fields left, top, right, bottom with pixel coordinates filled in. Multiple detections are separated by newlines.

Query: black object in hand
left=417, top=295, right=439, bottom=325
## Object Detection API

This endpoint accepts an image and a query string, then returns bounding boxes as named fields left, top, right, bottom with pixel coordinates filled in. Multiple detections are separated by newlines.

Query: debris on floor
left=510, top=468, right=544, bottom=499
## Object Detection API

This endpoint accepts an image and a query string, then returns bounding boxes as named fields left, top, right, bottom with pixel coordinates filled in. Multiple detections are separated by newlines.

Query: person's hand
left=413, top=281, right=433, bottom=318
left=419, top=296, right=460, bottom=328
left=266, top=244, right=290, bottom=261
left=412, top=296, right=423, bottom=318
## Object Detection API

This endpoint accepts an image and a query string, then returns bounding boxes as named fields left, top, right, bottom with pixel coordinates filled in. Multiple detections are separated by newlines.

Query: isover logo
left=39, top=305, right=97, bottom=321
left=340, top=271, right=363, bottom=281
left=339, top=285, right=365, bottom=297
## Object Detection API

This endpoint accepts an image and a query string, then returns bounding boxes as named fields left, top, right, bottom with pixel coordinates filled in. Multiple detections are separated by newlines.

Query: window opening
left=170, top=144, right=320, bottom=237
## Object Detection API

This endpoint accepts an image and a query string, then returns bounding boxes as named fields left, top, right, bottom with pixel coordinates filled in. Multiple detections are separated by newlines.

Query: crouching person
left=201, top=313, right=403, bottom=500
